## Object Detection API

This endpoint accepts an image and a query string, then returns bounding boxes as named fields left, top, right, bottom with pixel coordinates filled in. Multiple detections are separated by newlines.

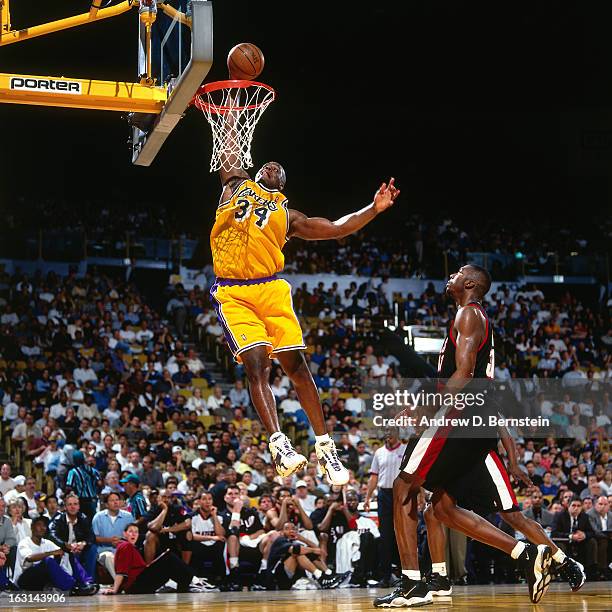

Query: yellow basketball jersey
left=211, top=179, right=289, bottom=279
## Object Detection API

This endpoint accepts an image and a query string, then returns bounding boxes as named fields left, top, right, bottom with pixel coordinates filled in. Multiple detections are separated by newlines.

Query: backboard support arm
left=132, top=0, right=213, bottom=166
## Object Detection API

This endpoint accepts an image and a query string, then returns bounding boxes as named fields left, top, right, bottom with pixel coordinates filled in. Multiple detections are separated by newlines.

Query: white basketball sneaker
left=315, top=438, right=350, bottom=486
left=269, top=432, right=307, bottom=477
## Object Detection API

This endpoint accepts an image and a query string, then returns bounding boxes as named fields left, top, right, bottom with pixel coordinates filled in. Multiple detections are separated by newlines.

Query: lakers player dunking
left=374, top=265, right=553, bottom=608
left=210, top=123, right=399, bottom=486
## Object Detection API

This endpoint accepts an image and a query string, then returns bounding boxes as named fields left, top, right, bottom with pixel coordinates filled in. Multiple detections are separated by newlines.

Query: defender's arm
left=287, top=178, right=399, bottom=240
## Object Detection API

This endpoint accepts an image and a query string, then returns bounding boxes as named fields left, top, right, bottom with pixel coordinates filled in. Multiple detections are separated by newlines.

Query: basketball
left=227, top=42, right=265, bottom=80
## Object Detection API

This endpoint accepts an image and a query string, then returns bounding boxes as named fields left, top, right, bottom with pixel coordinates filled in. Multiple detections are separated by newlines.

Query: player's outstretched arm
left=287, top=178, right=399, bottom=240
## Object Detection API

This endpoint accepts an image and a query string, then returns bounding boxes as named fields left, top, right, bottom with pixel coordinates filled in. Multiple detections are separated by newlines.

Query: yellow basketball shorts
left=209, top=275, right=305, bottom=362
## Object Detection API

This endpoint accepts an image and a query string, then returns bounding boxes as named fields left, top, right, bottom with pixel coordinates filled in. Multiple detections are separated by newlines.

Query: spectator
left=581, top=476, right=604, bottom=502
left=220, top=485, right=265, bottom=590
left=12, top=413, right=42, bottom=445
left=567, top=466, right=587, bottom=497
left=145, top=490, right=192, bottom=564
left=539, top=472, right=559, bottom=497
left=48, top=493, right=98, bottom=581
left=334, top=489, right=380, bottom=585
left=186, top=388, right=209, bottom=416
left=8, top=500, right=31, bottom=544
left=102, top=523, right=198, bottom=594
left=0, top=464, right=16, bottom=496
left=92, top=492, right=133, bottom=580
left=523, top=490, right=554, bottom=529
left=229, top=380, right=250, bottom=411
left=551, top=497, right=597, bottom=579
left=206, top=385, right=225, bottom=414
left=14, top=516, right=97, bottom=595
left=268, top=522, right=341, bottom=590
left=0, top=496, right=17, bottom=587
left=138, top=455, right=164, bottom=489
left=189, top=492, right=226, bottom=582
left=345, top=387, right=366, bottom=416
left=586, top=496, right=612, bottom=580
left=100, top=471, right=123, bottom=497
left=294, top=480, right=317, bottom=515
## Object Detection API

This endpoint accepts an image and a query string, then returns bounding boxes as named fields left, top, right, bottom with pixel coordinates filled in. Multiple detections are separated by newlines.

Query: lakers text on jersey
left=211, top=179, right=289, bottom=280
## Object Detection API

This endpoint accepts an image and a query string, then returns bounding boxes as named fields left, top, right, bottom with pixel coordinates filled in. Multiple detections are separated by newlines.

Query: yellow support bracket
left=0, top=72, right=167, bottom=113
left=89, top=0, right=104, bottom=20
left=1, top=0, right=10, bottom=35
left=0, top=1, right=135, bottom=46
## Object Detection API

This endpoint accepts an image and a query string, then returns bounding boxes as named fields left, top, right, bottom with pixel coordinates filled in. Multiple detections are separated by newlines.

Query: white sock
left=432, top=562, right=447, bottom=577
left=324, top=568, right=332, bottom=575
left=260, top=559, right=267, bottom=570
left=552, top=549, right=566, bottom=564
left=510, top=541, right=526, bottom=560
left=402, top=569, right=421, bottom=581
left=229, top=556, right=239, bottom=568
left=315, top=433, right=331, bottom=444
left=313, top=569, right=322, bottom=579
left=270, top=431, right=284, bottom=443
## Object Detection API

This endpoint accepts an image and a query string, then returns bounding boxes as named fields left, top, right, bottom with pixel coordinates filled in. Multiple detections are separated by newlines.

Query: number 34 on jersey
left=211, top=179, right=290, bottom=279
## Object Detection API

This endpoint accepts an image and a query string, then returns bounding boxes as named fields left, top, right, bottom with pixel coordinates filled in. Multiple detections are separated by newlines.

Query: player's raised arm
left=218, top=98, right=250, bottom=193
left=287, top=178, right=400, bottom=240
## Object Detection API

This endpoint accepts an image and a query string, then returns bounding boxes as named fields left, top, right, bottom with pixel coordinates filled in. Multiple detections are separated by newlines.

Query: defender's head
left=446, top=264, right=491, bottom=301
left=255, top=161, right=286, bottom=190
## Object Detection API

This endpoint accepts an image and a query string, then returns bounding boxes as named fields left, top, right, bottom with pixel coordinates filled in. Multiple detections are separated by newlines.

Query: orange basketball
left=227, top=43, right=265, bottom=80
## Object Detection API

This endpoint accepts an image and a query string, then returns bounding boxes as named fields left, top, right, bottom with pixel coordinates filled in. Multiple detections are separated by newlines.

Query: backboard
left=131, top=0, right=213, bottom=166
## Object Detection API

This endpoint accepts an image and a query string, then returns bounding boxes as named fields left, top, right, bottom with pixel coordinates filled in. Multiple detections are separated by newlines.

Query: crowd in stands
left=282, top=213, right=611, bottom=278
left=3, top=198, right=185, bottom=240
left=0, top=263, right=609, bottom=595
left=2, top=198, right=610, bottom=280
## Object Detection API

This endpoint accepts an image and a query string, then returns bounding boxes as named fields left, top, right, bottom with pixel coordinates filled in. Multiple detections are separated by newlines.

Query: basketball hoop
left=193, top=80, right=276, bottom=172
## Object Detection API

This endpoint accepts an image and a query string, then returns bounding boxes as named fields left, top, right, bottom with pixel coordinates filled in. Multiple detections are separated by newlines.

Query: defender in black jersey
left=374, top=265, right=553, bottom=608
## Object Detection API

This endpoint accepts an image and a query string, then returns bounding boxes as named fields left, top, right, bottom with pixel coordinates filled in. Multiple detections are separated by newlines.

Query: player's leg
left=501, top=511, right=585, bottom=591
left=423, top=503, right=452, bottom=596
left=476, top=450, right=585, bottom=591
left=240, top=345, right=307, bottom=477
left=143, top=531, right=159, bottom=563
left=241, top=345, right=282, bottom=433
left=431, top=490, right=552, bottom=603
left=225, top=534, right=241, bottom=589
left=258, top=530, right=279, bottom=572
left=373, top=475, right=432, bottom=608
left=276, top=349, right=349, bottom=485
left=267, top=279, right=348, bottom=485
left=275, top=349, right=325, bottom=434
left=294, top=553, right=342, bottom=589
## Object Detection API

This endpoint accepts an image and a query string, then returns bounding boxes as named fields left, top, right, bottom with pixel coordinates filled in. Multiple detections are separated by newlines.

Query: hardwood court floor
left=2, top=582, right=610, bottom=612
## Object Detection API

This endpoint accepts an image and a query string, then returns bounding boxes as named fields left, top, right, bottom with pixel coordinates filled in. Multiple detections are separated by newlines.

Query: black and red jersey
left=437, top=301, right=494, bottom=379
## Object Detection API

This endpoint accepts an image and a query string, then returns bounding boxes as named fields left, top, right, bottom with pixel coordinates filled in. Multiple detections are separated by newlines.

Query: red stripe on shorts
left=490, top=450, right=518, bottom=505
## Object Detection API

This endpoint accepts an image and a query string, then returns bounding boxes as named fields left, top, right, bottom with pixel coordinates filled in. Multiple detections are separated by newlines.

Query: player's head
left=446, top=264, right=492, bottom=300
left=281, top=521, right=297, bottom=539
left=345, top=490, right=359, bottom=512
left=255, top=161, right=286, bottom=190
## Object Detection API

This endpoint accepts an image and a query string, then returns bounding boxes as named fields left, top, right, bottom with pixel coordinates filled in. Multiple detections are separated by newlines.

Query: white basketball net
left=194, top=82, right=275, bottom=173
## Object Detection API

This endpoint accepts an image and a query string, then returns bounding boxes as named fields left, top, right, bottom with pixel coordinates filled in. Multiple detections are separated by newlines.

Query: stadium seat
left=192, top=378, right=208, bottom=389
left=198, top=415, right=216, bottom=428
